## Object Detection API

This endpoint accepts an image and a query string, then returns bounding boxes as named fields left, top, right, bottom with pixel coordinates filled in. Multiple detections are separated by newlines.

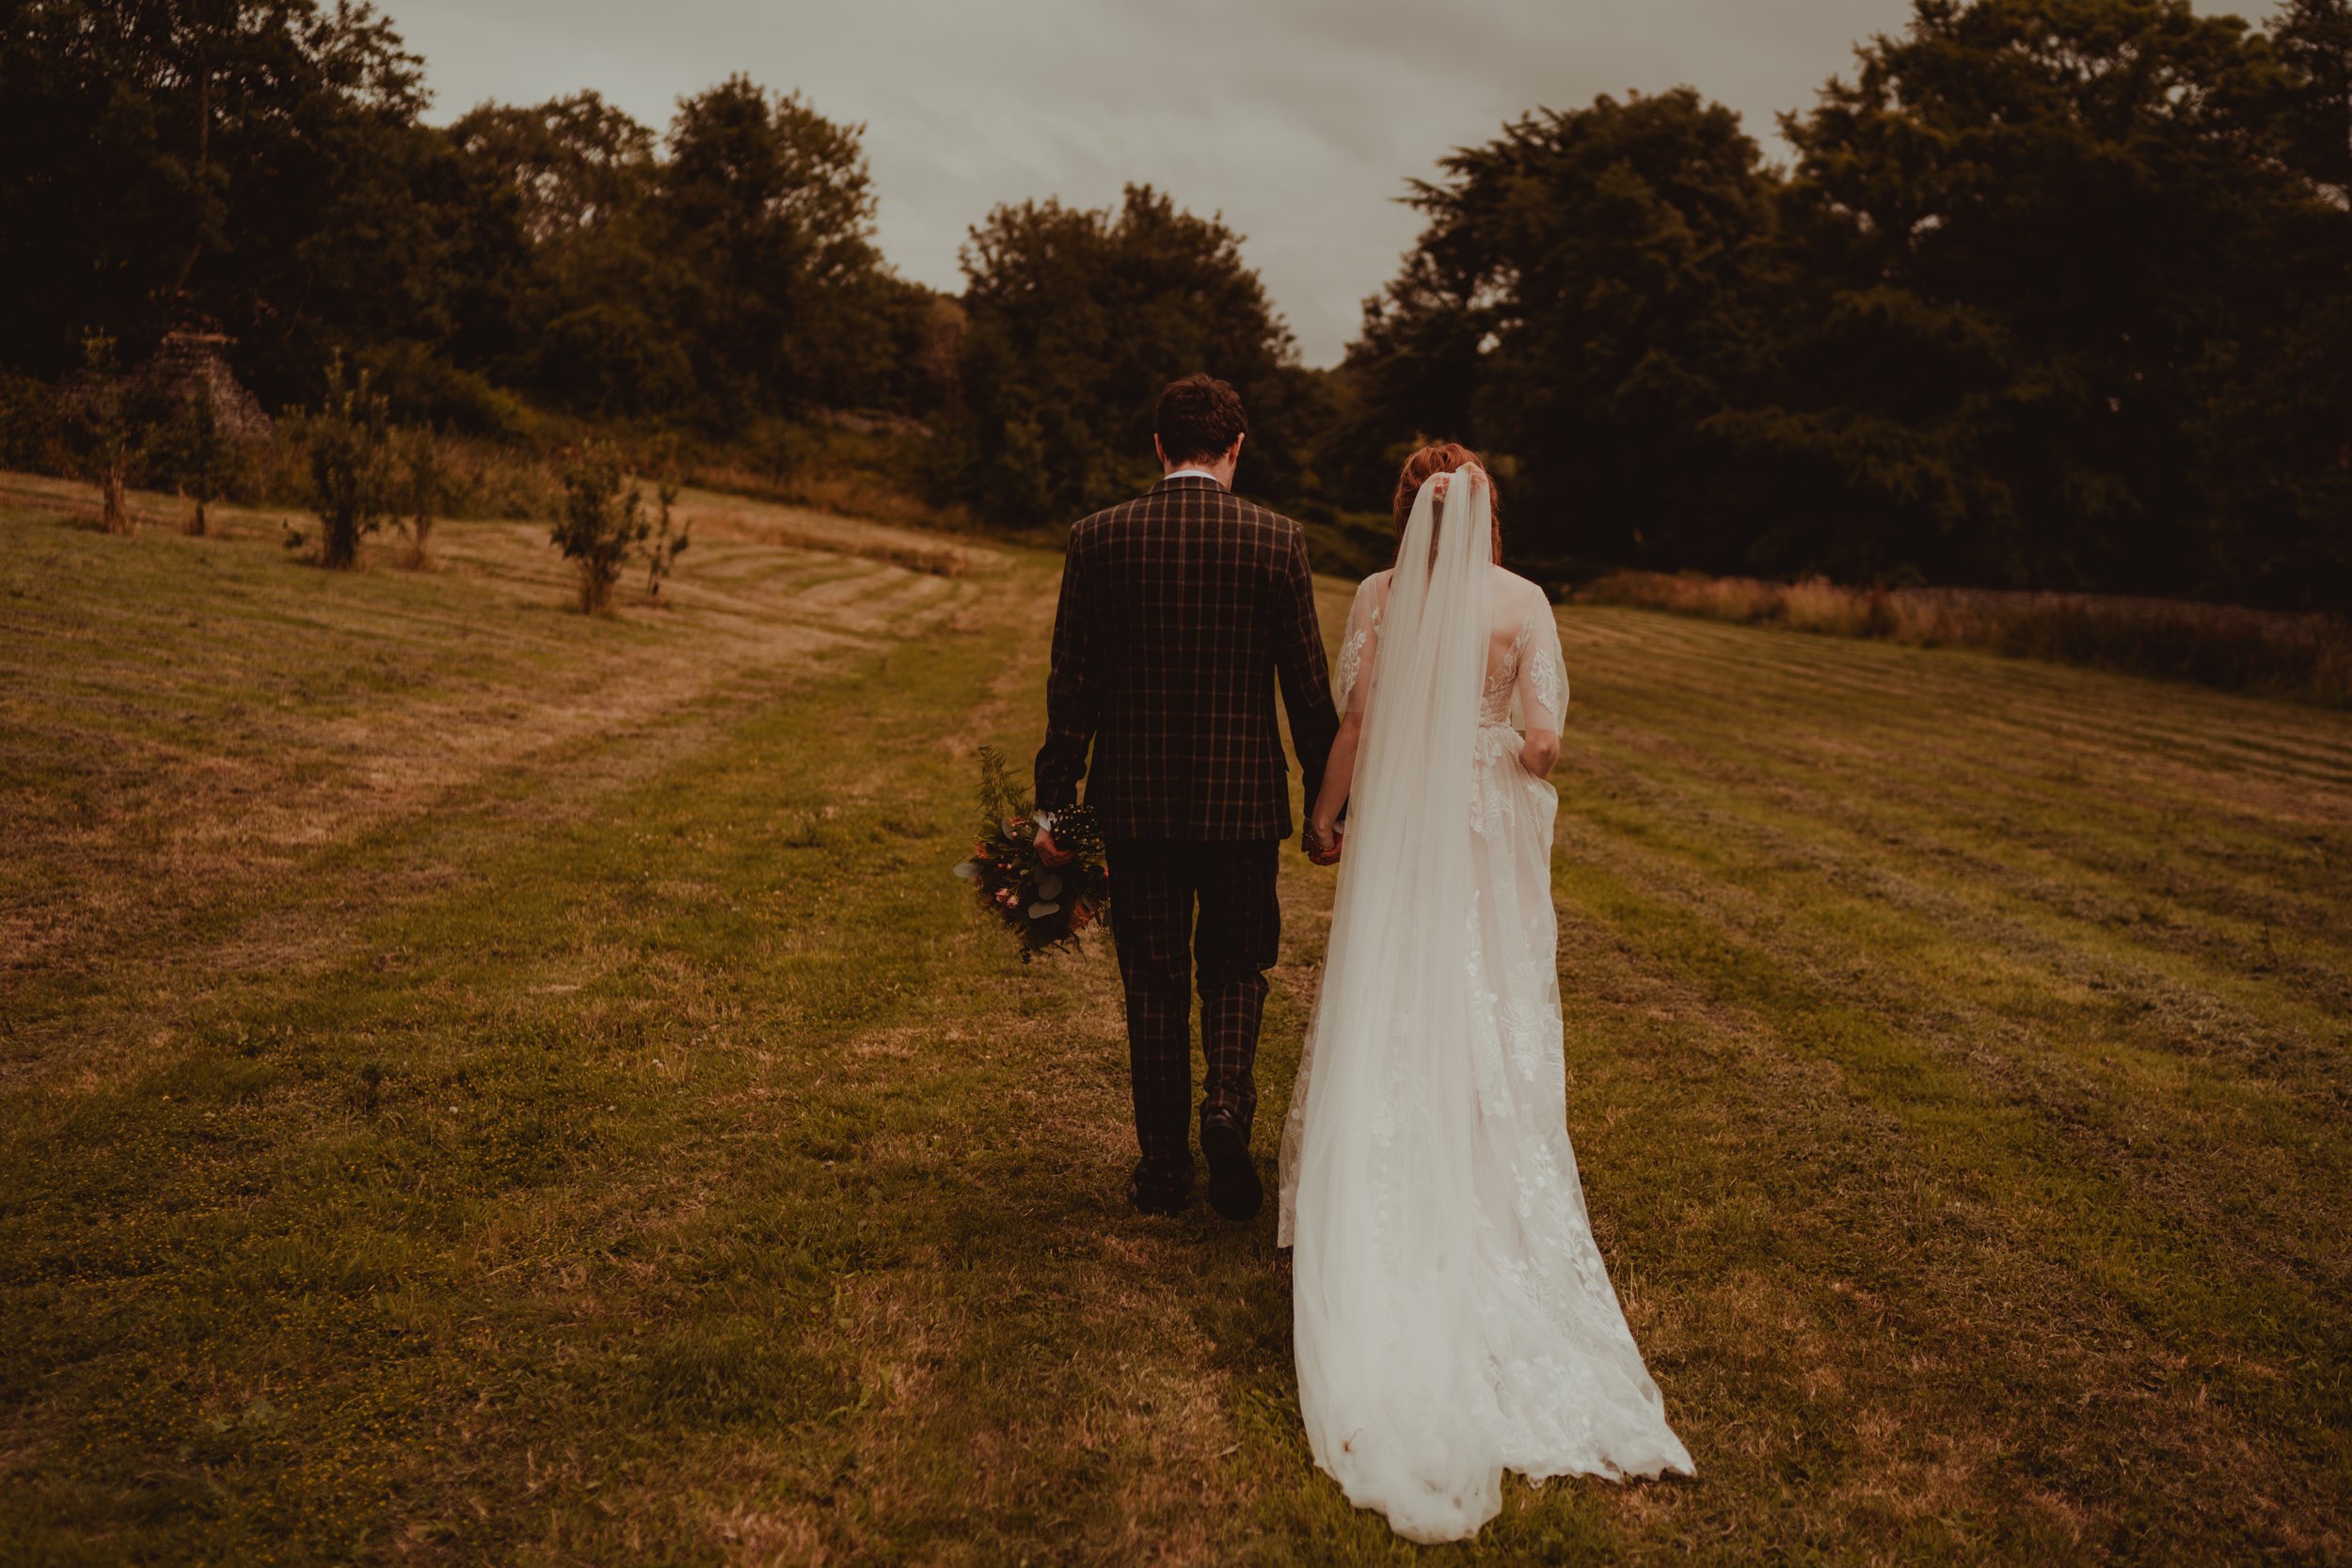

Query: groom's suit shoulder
left=1069, top=480, right=1304, bottom=557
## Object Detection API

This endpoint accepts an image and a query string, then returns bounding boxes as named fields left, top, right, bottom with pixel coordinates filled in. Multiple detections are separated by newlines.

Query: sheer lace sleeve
left=1333, top=572, right=1390, bottom=717
left=1513, top=589, right=1567, bottom=736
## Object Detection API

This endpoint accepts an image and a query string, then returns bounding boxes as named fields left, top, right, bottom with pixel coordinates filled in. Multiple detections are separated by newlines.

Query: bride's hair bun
left=1391, top=442, right=1502, bottom=563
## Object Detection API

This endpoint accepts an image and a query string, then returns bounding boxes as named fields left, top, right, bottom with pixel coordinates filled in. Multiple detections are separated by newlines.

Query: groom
left=1034, top=374, right=1343, bottom=1221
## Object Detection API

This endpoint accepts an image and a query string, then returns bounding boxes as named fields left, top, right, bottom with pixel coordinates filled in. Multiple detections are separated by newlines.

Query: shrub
left=66, top=334, right=143, bottom=534
left=1782, top=575, right=1883, bottom=638
left=153, top=393, right=238, bottom=536
left=306, top=356, right=396, bottom=568
left=552, top=448, right=647, bottom=613
left=0, top=371, right=68, bottom=473
left=644, top=474, right=689, bottom=599
left=360, top=341, right=533, bottom=439
left=397, top=426, right=453, bottom=566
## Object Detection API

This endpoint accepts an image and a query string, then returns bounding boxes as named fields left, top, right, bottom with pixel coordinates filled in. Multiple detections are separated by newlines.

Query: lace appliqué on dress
left=1481, top=619, right=1533, bottom=725
left=1526, top=624, right=1566, bottom=723
left=1336, top=602, right=1384, bottom=713
left=1469, top=726, right=1518, bottom=838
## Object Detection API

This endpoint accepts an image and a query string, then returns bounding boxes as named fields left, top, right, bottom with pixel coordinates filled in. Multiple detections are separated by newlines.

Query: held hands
left=1305, top=817, right=1343, bottom=866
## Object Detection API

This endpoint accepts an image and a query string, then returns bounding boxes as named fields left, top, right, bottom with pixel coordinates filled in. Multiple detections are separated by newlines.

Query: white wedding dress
left=1277, top=471, right=1692, bottom=1543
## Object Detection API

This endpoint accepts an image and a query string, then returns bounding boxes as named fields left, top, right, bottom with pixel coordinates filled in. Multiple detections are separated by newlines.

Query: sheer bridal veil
left=1289, top=467, right=1499, bottom=1533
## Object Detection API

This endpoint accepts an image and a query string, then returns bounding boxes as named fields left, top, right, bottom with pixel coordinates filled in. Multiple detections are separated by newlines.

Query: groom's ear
left=1153, top=435, right=1168, bottom=467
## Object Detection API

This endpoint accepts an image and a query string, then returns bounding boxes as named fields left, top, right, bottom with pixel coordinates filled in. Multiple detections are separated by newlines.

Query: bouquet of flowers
left=954, top=747, right=1110, bottom=960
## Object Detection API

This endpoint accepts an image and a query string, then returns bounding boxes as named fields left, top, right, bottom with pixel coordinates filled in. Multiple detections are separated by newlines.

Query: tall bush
left=399, top=426, right=453, bottom=566
left=552, top=448, right=647, bottom=613
left=644, top=475, right=689, bottom=599
left=67, top=334, right=141, bottom=534
left=155, top=393, right=236, bottom=536
left=306, top=356, right=395, bottom=569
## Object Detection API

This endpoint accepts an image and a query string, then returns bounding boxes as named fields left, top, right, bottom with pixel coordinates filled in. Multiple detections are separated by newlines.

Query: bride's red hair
left=1391, top=441, right=1502, bottom=563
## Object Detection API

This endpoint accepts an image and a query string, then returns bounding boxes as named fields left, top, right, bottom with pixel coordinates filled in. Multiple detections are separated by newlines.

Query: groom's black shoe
left=1200, top=1110, right=1263, bottom=1222
left=1126, top=1170, right=1190, bottom=1217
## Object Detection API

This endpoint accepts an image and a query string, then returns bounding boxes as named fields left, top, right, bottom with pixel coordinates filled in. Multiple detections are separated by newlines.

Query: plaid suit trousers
left=1108, top=836, right=1281, bottom=1196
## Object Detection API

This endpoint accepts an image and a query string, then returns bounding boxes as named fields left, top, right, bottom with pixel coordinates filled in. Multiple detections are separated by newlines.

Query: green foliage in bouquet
left=953, top=747, right=1110, bottom=961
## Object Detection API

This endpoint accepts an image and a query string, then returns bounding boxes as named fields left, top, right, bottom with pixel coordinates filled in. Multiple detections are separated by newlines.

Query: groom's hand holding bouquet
left=1033, top=822, right=1077, bottom=865
left=956, top=747, right=1110, bottom=960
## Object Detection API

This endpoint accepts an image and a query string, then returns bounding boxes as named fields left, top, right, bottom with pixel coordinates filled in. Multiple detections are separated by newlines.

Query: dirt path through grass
left=2, top=484, right=2344, bottom=1562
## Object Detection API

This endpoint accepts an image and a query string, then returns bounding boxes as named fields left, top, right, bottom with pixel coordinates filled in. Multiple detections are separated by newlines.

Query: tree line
left=1336, top=0, right=2352, bottom=608
left=0, top=1, right=949, bottom=430
left=2, top=0, right=2345, bottom=608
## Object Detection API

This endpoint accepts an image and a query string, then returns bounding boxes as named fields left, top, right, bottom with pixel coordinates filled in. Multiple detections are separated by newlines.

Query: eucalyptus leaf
left=952, top=861, right=979, bottom=879
left=1035, top=874, right=1063, bottom=900
left=1027, top=901, right=1061, bottom=919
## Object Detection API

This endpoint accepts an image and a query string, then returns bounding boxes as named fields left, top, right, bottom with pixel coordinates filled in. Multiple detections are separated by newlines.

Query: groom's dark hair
left=1154, top=374, right=1248, bottom=465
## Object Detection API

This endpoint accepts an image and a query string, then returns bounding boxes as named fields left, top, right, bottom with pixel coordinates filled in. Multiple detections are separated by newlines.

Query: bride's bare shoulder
left=1356, top=568, right=1394, bottom=599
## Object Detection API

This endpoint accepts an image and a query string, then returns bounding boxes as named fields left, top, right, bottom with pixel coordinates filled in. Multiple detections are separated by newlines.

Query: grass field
left=2, top=476, right=2346, bottom=1564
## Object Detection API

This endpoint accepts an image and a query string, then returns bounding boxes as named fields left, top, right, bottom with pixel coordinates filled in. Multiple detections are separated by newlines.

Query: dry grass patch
left=1582, top=568, right=2352, bottom=705
left=672, top=485, right=995, bottom=578
left=0, top=473, right=988, bottom=1015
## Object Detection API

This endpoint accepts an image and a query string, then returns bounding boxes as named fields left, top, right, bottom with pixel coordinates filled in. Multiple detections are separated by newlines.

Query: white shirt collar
left=1163, top=467, right=1225, bottom=487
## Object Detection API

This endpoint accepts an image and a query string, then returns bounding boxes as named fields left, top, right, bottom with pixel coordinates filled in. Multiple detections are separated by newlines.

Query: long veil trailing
left=1288, top=469, right=1692, bottom=1542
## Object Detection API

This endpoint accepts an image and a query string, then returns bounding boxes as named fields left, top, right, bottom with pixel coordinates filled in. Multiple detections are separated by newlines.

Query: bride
left=1278, top=443, right=1693, bottom=1542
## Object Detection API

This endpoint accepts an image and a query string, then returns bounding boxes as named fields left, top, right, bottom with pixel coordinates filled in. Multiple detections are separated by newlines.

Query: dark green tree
left=1751, top=0, right=2326, bottom=592
left=660, top=75, right=883, bottom=422
left=1343, top=88, right=1779, bottom=567
left=938, top=184, right=1311, bottom=525
left=448, top=90, right=688, bottom=417
left=449, top=90, right=657, bottom=244
left=2193, top=0, right=2352, bottom=606
left=2275, top=0, right=2352, bottom=198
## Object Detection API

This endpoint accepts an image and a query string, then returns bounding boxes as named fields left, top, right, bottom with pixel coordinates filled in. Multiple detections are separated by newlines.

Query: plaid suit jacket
left=1035, top=475, right=1340, bottom=842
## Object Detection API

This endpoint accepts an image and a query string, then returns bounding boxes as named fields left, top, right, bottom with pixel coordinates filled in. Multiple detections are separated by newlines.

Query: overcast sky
left=379, top=0, right=2279, bottom=366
